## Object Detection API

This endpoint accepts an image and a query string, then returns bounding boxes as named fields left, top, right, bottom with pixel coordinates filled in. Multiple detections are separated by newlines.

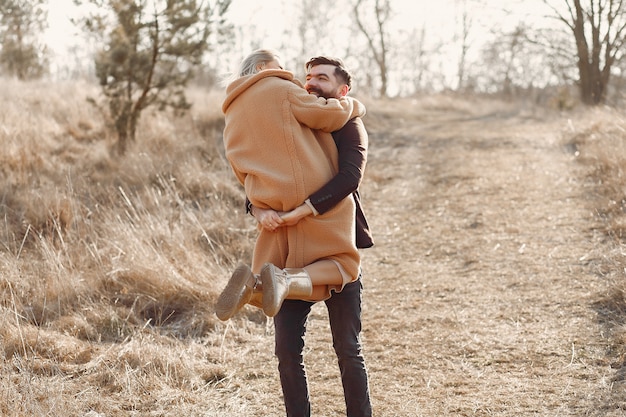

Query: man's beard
left=307, top=86, right=329, bottom=99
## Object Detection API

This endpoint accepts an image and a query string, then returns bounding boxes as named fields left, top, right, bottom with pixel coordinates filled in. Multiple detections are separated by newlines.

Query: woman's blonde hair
left=238, top=49, right=280, bottom=77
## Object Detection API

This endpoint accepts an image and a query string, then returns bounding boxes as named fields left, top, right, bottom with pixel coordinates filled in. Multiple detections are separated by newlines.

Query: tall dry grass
left=563, top=107, right=626, bottom=373
left=0, top=78, right=257, bottom=415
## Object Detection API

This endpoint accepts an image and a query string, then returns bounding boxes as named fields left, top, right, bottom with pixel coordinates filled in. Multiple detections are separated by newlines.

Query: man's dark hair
left=305, top=56, right=352, bottom=91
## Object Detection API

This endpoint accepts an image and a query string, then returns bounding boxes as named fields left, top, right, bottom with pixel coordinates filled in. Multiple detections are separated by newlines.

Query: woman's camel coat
left=222, top=69, right=365, bottom=290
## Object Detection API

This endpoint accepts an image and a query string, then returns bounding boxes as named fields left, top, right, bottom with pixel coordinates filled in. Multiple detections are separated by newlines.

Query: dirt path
left=215, top=99, right=620, bottom=416
left=356, top=100, right=617, bottom=416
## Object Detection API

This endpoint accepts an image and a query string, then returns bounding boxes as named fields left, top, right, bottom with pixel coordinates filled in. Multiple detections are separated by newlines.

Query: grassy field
left=0, top=79, right=625, bottom=416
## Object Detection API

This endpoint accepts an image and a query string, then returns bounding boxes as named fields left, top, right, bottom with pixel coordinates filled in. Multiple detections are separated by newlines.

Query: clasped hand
left=253, top=204, right=313, bottom=231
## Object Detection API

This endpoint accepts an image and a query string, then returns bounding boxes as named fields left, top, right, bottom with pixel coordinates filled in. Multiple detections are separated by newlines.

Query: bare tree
left=292, top=0, right=334, bottom=77
left=353, top=0, right=390, bottom=97
left=479, top=26, right=521, bottom=95
left=475, top=21, right=568, bottom=100
left=543, top=0, right=626, bottom=105
left=455, top=0, right=473, bottom=91
left=395, top=25, right=430, bottom=95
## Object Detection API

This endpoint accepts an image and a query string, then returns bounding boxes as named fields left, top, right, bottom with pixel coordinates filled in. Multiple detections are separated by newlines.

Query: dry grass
left=1, top=80, right=626, bottom=416
left=562, top=107, right=626, bottom=385
left=0, top=78, right=255, bottom=415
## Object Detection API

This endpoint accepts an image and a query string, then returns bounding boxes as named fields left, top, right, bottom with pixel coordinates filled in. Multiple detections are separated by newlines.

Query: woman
left=216, top=49, right=365, bottom=320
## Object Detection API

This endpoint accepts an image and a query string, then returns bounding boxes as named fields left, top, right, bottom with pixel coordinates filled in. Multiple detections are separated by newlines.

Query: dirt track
left=217, top=98, right=624, bottom=416
left=358, top=99, right=622, bottom=416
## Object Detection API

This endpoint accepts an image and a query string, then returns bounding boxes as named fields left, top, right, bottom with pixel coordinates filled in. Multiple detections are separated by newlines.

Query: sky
left=46, top=0, right=74, bottom=52
left=46, top=0, right=289, bottom=57
left=44, top=0, right=551, bottom=85
left=45, top=0, right=549, bottom=53
left=45, top=0, right=459, bottom=60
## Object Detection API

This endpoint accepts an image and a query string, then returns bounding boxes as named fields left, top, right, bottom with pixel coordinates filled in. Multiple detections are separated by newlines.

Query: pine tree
left=76, top=0, right=231, bottom=154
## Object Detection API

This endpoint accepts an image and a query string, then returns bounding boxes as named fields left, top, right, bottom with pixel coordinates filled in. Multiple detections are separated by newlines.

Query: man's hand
left=251, top=206, right=284, bottom=232
left=279, top=204, right=313, bottom=226
left=251, top=203, right=313, bottom=230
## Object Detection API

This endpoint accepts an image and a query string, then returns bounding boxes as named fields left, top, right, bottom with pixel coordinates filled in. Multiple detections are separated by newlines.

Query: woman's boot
left=215, top=263, right=261, bottom=321
left=260, top=263, right=312, bottom=317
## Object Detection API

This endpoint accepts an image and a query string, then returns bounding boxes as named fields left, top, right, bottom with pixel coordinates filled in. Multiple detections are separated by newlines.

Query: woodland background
left=1, top=1, right=626, bottom=416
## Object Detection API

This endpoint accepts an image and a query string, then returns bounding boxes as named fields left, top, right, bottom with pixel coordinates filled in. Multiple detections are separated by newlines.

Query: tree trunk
left=571, top=0, right=608, bottom=105
left=115, top=126, right=128, bottom=156
left=114, top=101, right=134, bottom=155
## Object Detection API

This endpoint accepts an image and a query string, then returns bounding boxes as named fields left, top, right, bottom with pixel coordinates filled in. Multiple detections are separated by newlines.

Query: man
left=250, top=56, right=373, bottom=417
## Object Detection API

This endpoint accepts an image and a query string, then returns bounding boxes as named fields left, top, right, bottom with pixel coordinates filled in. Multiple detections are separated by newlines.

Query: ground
left=213, top=96, right=625, bottom=416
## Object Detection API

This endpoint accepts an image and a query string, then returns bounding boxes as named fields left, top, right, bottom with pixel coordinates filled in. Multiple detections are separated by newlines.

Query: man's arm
left=307, top=117, right=367, bottom=214
left=248, top=117, right=367, bottom=229
left=277, top=117, right=367, bottom=226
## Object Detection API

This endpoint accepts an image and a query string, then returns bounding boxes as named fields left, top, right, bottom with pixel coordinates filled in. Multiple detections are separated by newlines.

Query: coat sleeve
left=287, top=85, right=366, bottom=133
left=307, top=117, right=368, bottom=214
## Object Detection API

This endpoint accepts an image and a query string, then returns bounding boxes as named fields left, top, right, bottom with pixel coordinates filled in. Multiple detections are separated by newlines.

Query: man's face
left=305, top=64, right=345, bottom=99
